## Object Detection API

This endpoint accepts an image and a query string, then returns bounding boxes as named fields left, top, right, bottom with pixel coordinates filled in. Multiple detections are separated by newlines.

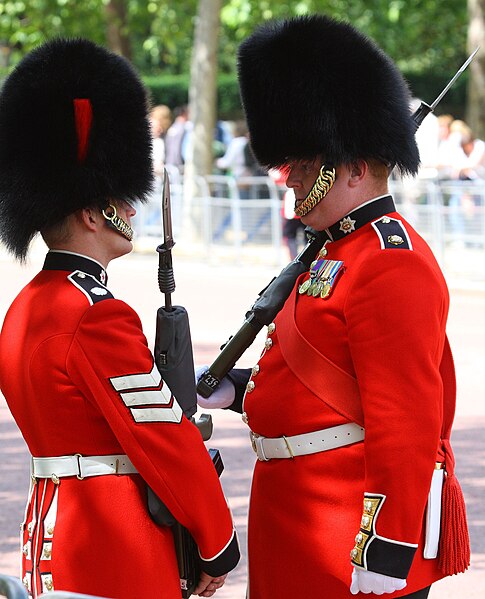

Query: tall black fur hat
left=238, top=15, right=419, bottom=175
left=0, top=38, right=153, bottom=259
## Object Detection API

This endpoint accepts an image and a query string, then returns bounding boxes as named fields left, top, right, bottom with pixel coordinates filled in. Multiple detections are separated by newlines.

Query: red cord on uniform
left=73, top=98, right=93, bottom=163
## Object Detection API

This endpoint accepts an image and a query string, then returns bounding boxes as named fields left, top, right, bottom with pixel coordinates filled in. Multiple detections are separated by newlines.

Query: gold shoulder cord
left=102, top=204, right=134, bottom=241
left=294, top=165, right=336, bottom=217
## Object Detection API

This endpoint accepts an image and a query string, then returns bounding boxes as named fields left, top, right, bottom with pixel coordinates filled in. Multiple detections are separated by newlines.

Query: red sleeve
left=346, top=248, right=447, bottom=577
left=66, top=298, right=239, bottom=571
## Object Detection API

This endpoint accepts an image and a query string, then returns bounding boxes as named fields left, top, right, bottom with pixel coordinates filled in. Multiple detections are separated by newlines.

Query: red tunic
left=242, top=196, right=452, bottom=598
left=0, top=251, right=238, bottom=598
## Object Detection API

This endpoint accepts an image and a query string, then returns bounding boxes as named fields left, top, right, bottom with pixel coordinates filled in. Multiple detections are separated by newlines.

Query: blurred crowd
left=148, top=104, right=305, bottom=258
left=150, top=101, right=485, bottom=184
left=412, top=102, right=485, bottom=182
left=148, top=102, right=485, bottom=258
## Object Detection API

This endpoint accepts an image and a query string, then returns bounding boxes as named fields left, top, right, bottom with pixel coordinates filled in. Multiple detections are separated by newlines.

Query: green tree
left=467, top=0, right=485, bottom=137
left=0, top=1, right=473, bottom=120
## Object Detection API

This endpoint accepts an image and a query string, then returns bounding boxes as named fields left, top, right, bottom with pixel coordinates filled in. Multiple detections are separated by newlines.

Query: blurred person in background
left=165, top=104, right=190, bottom=171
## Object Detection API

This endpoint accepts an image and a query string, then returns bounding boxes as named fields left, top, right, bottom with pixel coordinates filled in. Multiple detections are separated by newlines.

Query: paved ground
left=1, top=243, right=484, bottom=597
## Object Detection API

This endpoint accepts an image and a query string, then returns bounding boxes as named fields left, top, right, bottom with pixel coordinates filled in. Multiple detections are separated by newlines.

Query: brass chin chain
left=102, top=204, right=134, bottom=241
left=294, top=165, right=336, bottom=217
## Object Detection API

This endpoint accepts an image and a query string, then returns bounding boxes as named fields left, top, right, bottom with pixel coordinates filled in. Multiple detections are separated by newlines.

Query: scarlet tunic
left=236, top=196, right=452, bottom=598
left=0, top=251, right=239, bottom=598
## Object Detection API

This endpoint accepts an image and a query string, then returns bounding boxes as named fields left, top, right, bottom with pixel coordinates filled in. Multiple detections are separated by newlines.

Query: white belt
left=249, top=423, right=365, bottom=461
left=31, top=454, right=138, bottom=482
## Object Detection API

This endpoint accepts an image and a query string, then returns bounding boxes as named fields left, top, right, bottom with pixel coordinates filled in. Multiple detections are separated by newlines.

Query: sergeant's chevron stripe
left=110, top=363, right=182, bottom=423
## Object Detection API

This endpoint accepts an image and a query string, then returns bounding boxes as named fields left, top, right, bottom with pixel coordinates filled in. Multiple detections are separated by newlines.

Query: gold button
left=361, top=515, right=370, bottom=528
left=46, top=525, right=54, bottom=535
left=381, top=217, right=391, bottom=224
left=22, top=544, right=29, bottom=556
left=364, top=500, right=373, bottom=514
left=42, top=546, right=52, bottom=559
left=27, top=522, right=33, bottom=534
left=242, top=412, right=249, bottom=424
left=251, top=364, right=260, bottom=376
left=267, top=323, right=276, bottom=335
left=23, top=576, right=29, bottom=589
left=246, top=381, right=255, bottom=393
left=350, top=548, right=358, bottom=559
left=51, top=473, right=60, bottom=485
left=264, top=338, right=273, bottom=350
left=44, top=577, right=54, bottom=592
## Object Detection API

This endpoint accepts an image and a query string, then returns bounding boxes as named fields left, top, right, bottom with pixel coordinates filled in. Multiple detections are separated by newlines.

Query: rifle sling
left=277, top=286, right=455, bottom=435
left=277, top=287, right=364, bottom=426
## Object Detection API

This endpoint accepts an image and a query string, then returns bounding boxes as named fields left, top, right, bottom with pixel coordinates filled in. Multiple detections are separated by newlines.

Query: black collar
left=326, top=195, right=395, bottom=242
left=43, top=251, right=108, bottom=285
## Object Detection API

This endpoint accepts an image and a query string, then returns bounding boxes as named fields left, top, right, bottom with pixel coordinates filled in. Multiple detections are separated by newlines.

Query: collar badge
left=339, top=216, right=356, bottom=234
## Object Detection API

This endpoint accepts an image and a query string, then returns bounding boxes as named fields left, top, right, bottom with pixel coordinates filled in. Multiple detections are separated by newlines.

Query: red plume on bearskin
left=237, top=15, right=420, bottom=175
left=0, top=38, right=153, bottom=260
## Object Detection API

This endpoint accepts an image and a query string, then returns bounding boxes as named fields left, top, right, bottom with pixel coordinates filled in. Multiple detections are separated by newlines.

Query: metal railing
left=133, top=174, right=485, bottom=280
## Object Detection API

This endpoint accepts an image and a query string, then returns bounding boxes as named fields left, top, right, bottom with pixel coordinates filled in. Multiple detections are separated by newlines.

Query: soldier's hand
left=195, top=365, right=235, bottom=409
left=350, top=567, right=407, bottom=595
left=194, top=571, right=227, bottom=597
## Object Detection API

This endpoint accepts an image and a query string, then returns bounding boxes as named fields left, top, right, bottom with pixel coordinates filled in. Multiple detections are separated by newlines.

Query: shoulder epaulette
left=371, top=216, right=412, bottom=250
left=68, top=270, right=114, bottom=305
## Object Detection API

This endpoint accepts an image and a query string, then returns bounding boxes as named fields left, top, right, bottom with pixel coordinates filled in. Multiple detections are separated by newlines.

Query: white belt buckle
left=250, top=432, right=269, bottom=461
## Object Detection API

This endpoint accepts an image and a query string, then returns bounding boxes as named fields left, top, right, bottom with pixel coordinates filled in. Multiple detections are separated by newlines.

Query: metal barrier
left=191, top=175, right=284, bottom=264
left=133, top=173, right=485, bottom=280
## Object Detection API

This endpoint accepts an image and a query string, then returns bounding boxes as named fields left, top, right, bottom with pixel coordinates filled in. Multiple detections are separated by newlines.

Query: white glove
left=350, top=568, right=407, bottom=595
left=195, top=365, right=236, bottom=409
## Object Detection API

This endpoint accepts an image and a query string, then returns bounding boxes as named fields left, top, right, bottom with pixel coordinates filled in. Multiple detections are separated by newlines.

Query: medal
left=320, top=283, right=331, bottom=298
left=299, top=279, right=311, bottom=294
left=312, top=281, right=324, bottom=297
left=307, top=282, right=317, bottom=296
left=298, top=240, right=339, bottom=297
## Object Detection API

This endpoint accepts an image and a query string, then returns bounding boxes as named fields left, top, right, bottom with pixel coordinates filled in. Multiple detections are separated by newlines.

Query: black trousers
left=402, top=586, right=431, bottom=599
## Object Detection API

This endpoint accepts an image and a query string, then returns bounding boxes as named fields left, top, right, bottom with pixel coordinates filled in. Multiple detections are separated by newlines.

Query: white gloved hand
left=350, top=568, right=407, bottom=595
left=195, top=365, right=236, bottom=409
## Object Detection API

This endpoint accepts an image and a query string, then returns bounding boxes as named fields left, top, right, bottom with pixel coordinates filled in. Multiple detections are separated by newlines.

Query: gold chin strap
left=294, top=165, right=336, bottom=217
left=102, top=204, right=134, bottom=241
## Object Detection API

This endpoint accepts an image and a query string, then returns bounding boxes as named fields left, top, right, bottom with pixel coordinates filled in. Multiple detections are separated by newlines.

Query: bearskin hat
left=0, top=38, right=153, bottom=260
left=237, top=15, right=419, bottom=176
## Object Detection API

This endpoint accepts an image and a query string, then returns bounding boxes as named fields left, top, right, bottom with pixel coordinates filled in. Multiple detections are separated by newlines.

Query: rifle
left=197, top=48, right=479, bottom=400
left=147, top=169, right=220, bottom=597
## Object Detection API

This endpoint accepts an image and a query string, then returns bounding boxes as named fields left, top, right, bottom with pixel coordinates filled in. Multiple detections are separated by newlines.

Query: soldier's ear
left=78, top=207, right=100, bottom=232
left=348, top=160, right=368, bottom=187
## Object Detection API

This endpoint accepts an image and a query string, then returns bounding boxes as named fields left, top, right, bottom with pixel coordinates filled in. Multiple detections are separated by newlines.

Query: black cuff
left=365, top=537, right=417, bottom=579
left=350, top=494, right=417, bottom=579
left=225, top=368, right=251, bottom=414
left=199, top=530, right=240, bottom=577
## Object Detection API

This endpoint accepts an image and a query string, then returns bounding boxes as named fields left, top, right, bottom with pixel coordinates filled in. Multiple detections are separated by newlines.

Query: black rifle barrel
left=196, top=228, right=327, bottom=398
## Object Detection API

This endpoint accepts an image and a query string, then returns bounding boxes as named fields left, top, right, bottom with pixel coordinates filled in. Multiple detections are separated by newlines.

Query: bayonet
left=157, top=168, right=176, bottom=311
left=413, top=47, right=479, bottom=129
